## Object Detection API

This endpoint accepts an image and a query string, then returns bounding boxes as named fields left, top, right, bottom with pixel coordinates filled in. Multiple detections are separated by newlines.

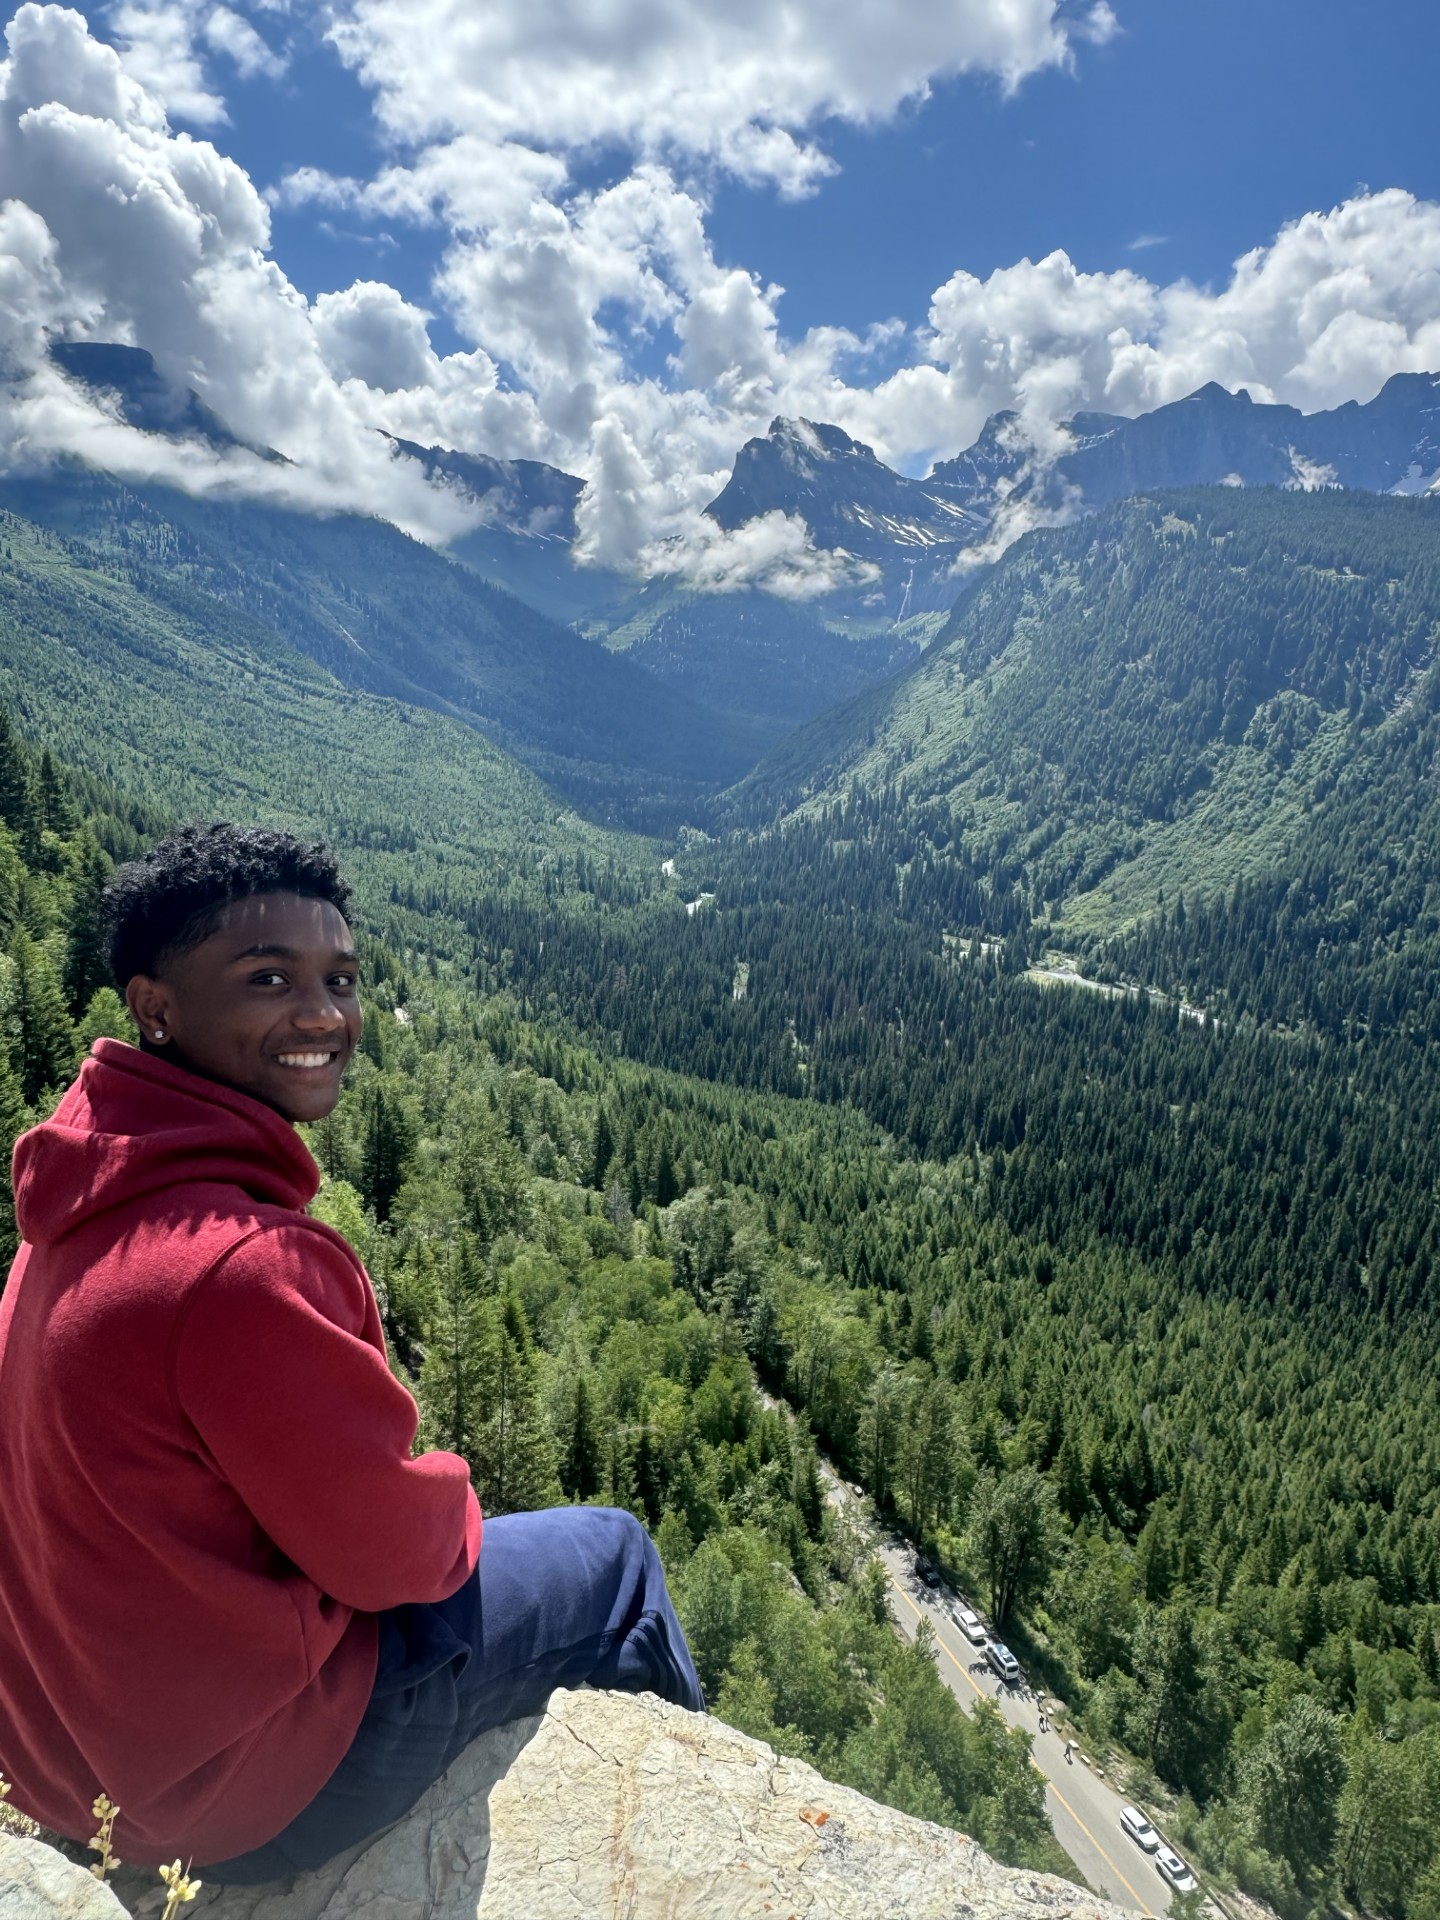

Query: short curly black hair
left=105, top=823, right=353, bottom=988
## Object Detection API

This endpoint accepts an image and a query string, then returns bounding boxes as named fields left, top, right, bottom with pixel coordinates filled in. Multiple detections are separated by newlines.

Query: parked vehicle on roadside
left=985, top=1640, right=1021, bottom=1685
left=1156, top=1846, right=1198, bottom=1892
left=1120, top=1805, right=1161, bottom=1852
left=952, top=1603, right=988, bottom=1647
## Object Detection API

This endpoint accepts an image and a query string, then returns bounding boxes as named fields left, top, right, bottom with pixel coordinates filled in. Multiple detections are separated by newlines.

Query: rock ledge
left=5, top=1688, right=1128, bottom=1919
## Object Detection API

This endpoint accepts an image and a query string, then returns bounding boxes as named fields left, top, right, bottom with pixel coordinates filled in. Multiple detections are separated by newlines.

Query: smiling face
left=123, top=891, right=363, bottom=1123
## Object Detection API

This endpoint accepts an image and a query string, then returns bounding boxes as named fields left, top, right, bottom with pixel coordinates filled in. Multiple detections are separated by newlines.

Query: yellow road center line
left=887, top=1575, right=1157, bottom=1918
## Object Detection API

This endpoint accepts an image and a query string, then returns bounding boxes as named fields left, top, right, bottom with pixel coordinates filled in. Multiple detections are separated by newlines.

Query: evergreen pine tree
left=1133, top=1507, right=1176, bottom=1603
left=653, top=1133, right=679, bottom=1207
left=633, top=1421, right=664, bottom=1525
left=6, top=929, right=76, bottom=1104
left=0, top=708, right=30, bottom=842
left=898, top=1378, right=955, bottom=1537
left=74, top=987, right=131, bottom=1054
left=1055, top=1431, right=1090, bottom=1525
left=590, top=1101, right=615, bottom=1190
left=0, top=1047, right=28, bottom=1265
left=358, top=1003, right=389, bottom=1068
left=560, top=1370, right=604, bottom=1503
left=1131, top=1602, right=1226, bottom=1797
left=0, top=825, right=25, bottom=942
left=418, top=1240, right=490, bottom=1463
left=473, top=1292, right=558, bottom=1516
left=34, top=750, right=74, bottom=835
left=359, top=1078, right=415, bottom=1221
left=859, top=1363, right=905, bottom=1512
left=63, top=834, right=111, bottom=1017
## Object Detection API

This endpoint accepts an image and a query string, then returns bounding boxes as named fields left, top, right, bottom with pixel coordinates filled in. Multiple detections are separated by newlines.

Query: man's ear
left=126, top=974, right=173, bottom=1045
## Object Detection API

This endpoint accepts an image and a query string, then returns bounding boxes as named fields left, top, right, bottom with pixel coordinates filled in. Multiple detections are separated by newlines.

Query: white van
left=985, top=1640, right=1021, bottom=1685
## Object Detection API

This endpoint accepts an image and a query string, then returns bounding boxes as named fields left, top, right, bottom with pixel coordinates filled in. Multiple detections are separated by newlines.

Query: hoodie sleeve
left=172, top=1220, right=482, bottom=1612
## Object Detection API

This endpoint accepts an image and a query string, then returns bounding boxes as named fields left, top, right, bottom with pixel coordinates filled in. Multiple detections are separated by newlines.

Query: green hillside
left=589, top=578, right=931, bottom=740
left=731, top=488, right=1440, bottom=931
left=0, top=505, right=648, bottom=922
left=3, top=473, right=770, bottom=830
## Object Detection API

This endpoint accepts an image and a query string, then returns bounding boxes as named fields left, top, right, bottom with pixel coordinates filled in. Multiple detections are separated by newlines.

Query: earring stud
left=153, top=1030, right=165, bottom=1041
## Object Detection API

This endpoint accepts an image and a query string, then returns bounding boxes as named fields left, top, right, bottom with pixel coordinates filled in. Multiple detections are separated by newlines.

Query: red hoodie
left=0, top=1039, right=481, bottom=1865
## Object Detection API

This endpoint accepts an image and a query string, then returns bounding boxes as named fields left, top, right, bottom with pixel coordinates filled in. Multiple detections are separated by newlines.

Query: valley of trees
left=3, top=709, right=1438, bottom=1916
left=4, top=481, right=1440, bottom=1918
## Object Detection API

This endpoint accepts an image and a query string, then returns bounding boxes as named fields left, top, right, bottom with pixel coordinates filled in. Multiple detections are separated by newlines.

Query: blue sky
left=92, top=0, right=1440, bottom=344
left=4, top=0, right=1440, bottom=583
left=709, top=0, right=1440, bottom=337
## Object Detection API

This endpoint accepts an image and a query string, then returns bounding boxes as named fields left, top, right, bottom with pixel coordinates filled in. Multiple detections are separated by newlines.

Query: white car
left=952, top=1604, right=988, bottom=1647
left=1156, top=1847, right=1198, bottom=1893
left=1120, top=1805, right=1161, bottom=1853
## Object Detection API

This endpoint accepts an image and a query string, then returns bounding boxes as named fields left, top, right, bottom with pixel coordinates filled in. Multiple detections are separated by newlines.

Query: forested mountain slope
left=732, top=487, right=1440, bottom=928
left=1, top=474, right=767, bottom=829
left=593, top=580, right=924, bottom=736
left=0, top=504, right=646, bottom=911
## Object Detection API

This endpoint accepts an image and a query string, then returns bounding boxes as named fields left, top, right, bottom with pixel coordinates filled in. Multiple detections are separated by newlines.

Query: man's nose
left=292, top=985, right=347, bottom=1030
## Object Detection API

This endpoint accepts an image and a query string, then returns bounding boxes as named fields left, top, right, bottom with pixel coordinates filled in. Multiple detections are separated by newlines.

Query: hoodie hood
left=12, top=1039, right=319, bottom=1249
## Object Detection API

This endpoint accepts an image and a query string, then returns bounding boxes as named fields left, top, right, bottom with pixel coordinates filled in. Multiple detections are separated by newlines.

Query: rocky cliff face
left=5, top=1688, right=1128, bottom=1920
left=705, top=373, right=1440, bottom=618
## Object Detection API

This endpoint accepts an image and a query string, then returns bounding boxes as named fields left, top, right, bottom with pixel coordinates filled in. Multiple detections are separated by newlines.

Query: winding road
left=823, top=1474, right=1203, bottom=1917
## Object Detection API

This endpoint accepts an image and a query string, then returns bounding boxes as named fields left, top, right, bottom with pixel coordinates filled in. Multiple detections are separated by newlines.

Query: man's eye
left=253, top=971, right=287, bottom=987
left=330, top=973, right=357, bottom=990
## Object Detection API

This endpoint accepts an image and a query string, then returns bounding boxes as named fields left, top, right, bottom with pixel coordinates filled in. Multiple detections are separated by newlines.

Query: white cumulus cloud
left=325, top=0, right=1091, bottom=195
left=106, top=0, right=287, bottom=123
left=311, top=279, right=435, bottom=390
left=2, top=4, right=1440, bottom=596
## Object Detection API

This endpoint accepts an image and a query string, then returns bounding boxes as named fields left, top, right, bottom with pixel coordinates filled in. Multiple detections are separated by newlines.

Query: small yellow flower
left=159, top=1856, right=202, bottom=1916
left=87, top=1791, right=121, bottom=1880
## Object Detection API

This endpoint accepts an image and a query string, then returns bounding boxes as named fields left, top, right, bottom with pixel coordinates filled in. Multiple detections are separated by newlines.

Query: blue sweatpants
left=205, top=1506, right=702, bottom=1882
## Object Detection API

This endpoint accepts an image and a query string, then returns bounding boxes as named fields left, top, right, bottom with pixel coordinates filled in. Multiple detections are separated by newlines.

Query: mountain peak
left=708, top=418, right=888, bottom=534
left=384, top=433, right=583, bottom=541
left=48, top=340, right=282, bottom=461
left=1184, top=380, right=1253, bottom=405
left=765, top=416, right=881, bottom=464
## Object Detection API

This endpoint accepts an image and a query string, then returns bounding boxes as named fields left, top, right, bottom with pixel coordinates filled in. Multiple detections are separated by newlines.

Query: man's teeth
left=277, top=1052, right=333, bottom=1068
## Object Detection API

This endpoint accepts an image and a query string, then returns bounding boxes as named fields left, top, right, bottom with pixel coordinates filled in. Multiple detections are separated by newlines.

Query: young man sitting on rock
left=0, top=824, right=701, bottom=1882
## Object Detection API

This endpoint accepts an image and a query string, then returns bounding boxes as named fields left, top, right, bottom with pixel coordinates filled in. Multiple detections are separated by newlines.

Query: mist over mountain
left=405, top=371, right=1440, bottom=730
left=30, top=341, right=1440, bottom=803
left=48, top=342, right=285, bottom=464
left=43, top=340, right=1440, bottom=625
left=434, top=374, right=1438, bottom=628
left=936, top=371, right=1440, bottom=512
left=705, top=416, right=986, bottom=621
left=383, top=433, right=633, bottom=629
